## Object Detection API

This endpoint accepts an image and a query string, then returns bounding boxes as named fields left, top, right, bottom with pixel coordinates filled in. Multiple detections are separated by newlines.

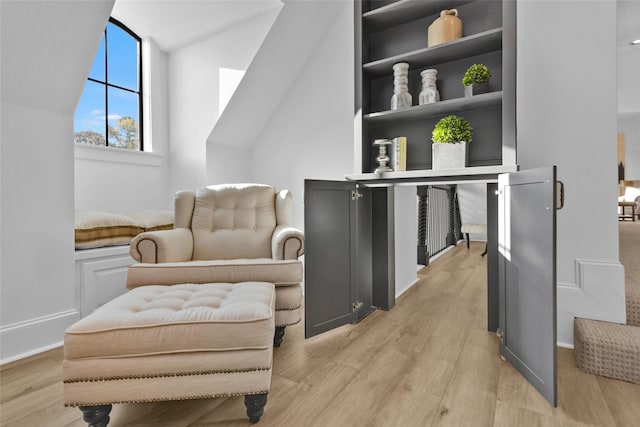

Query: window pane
left=74, top=80, right=106, bottom=146
left=107, top=22, right=139, bottom=90
left=107, top=87, right=140, bottom=150
left=88, top=33, right=105, bottom=82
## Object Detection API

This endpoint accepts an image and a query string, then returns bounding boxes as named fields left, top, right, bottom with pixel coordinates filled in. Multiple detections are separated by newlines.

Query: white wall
left=394, top=185, right=419, bottom=297
left=1, top=0, right=114, bottom=363
left=207, top=144, right=253, bottom=185
left=617, top=0, right=640, bottom=116
left=619, top=113, right=640, bottom=180
left=168, top=9, right=280, bottom=195
left=74, top=38, right=172, bottom=214
left=249, top=2, right=354, bottom=230
left=517, top=1, right=625, bottom=346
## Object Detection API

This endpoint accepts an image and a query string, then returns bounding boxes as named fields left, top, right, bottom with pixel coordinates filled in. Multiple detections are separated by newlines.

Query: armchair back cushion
left=190, top=184, right=277, bottom=260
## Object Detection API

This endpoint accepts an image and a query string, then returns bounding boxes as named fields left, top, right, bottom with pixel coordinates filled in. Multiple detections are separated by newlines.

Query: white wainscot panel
left=557, top=259, right=626, bottom=347
left=75, top=246, right=135, bottom=316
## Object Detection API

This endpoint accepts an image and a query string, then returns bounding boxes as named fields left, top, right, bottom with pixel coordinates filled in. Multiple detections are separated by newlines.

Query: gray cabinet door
left=304, top=180, right=362, bottom=338
left=498, top=166, right=558, bottom=406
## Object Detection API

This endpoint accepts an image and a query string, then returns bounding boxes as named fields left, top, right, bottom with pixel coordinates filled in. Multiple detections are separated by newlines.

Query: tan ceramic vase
left=427, top=9, right=462, bottom=47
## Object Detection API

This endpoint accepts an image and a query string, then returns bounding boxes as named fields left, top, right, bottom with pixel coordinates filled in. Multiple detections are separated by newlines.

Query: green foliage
left=75, top=116, right=139, bottom=150
left=74, top=130, right=105, bottom=146
left=432, top=115, right=473, bottom=143
left=462, top=64, right=491, bottom=87
left=108, top=116, right=140, bottom=150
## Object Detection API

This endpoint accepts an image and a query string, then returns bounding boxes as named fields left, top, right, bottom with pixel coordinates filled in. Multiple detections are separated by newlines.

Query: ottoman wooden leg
left=273, top=326, right=286, bottom=347
left=245, top=393, right=268, bottom=423
left=79, top=404, right=112, bottom=427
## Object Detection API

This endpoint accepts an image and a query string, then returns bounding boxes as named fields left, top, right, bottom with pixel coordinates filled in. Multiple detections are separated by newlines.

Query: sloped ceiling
left=0, top=0, right=114, bottom=113
left=111, top=0, right=282, bottom=52
left=206, top=0, right=344, bottom=149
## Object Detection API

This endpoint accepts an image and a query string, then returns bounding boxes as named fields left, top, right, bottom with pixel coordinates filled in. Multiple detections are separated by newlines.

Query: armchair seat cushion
left=126, top=258, right=303, bottom=289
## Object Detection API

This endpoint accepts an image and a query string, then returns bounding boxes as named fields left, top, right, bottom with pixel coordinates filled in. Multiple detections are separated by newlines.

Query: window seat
left=74, top=210, right=174, bottom=316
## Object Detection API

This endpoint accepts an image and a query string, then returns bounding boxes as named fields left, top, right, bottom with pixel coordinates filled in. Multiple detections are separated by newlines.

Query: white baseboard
left=0, top=309, right=80, bottom=365
left=0, top=341, right=64, bottom=366
left=395, top=277, right=420, bottom=299
left=557, top=341, right=574, bottom=350
left=428, top=245, right=456, bottom=263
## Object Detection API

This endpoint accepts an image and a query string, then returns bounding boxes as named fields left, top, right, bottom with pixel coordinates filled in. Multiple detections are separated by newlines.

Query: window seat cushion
left=130, top=210, right=174, bottom=232
left=75, top=210, right=174, bottom=250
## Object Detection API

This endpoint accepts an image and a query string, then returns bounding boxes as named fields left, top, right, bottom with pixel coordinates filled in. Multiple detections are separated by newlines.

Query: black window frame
left=85, top=17, right=144, bottom=151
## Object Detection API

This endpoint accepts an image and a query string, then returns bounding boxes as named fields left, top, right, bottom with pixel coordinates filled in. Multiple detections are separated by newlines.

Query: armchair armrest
left=271, top=225, right=304, bottom=260
left=130, top=228, right=193, bottom=263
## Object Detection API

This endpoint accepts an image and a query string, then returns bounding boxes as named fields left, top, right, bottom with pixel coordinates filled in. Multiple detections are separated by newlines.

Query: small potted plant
left=431, top=115, right=473, bottom=169
left=462, top=63, right=491, bottom=97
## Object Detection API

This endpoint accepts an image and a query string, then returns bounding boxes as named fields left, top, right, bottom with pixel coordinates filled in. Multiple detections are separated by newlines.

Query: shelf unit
left=353, top=0, right=516, bottom=179
left=363, top=27, right=503, bottom=76
left=364, top=90, right=502, bottom=122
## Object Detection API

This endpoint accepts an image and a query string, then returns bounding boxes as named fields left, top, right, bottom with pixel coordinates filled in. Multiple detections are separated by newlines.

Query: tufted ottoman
left=63, top=282, right=275, bottom=426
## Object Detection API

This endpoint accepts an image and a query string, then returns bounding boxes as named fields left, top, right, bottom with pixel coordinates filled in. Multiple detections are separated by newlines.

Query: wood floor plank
left=0, top=355, right=61, bottom=403
left=374, top=386, right=443, bottom=427
left=431, top=387, right=497, bottom=427
left=596, top=375, right=640, bottom=427
left=261, top=360, right=359, bottom=426
left=385, top=311, right=438, bottom=357
left=328, top=310, right=401, bottom=371
left=496, top=359, right=554, bottom=418
left=404, top=339, right=462, bottom=392
left=308, top=346, right=412, bottom=427
left=444, top=330, right=501, bottom=395
left=114, top=398, right=222, bottom=427
left=492, top=400, right=555, bottom=427
left=1, top=382, right=78, bottom=427
left=553, top=352, right=618, bottom=427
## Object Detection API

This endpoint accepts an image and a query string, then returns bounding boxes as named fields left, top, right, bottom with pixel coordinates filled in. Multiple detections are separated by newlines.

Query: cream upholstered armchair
left=126, top=183, right=304, bottom=346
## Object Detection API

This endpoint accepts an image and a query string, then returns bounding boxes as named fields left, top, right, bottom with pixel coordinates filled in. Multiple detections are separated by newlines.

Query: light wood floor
left=2, top=243, right=640, bottom=426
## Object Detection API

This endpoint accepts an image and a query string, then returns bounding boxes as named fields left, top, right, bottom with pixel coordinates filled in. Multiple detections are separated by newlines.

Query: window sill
left=74, top=143, right=163, bottom=167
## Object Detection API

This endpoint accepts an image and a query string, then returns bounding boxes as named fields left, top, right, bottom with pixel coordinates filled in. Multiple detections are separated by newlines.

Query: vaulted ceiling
left=111, top=0, right=282, bottom=52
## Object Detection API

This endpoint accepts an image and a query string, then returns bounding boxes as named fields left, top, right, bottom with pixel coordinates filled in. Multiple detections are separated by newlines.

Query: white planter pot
left=432, top=141, right=469, bottom=169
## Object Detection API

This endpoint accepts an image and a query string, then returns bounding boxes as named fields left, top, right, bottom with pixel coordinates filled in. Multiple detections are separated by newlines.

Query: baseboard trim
left=557, top=341, right=574, bottom=350
left=0, top=341, right=64, bottom=366
left=429, top=245, right=456, bottom=263
left=0, top=309, right=80, bottom=364
left=396, top=277, right=420, bottom=299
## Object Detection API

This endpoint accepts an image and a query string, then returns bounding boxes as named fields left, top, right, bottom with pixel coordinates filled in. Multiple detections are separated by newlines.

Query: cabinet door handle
left=556, top=181, right=564, bottom=210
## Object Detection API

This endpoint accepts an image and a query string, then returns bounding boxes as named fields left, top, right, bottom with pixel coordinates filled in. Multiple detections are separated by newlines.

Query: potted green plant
left=431, top=115, right=473, bottom=169
left=462, top=63, right=491, bottom=97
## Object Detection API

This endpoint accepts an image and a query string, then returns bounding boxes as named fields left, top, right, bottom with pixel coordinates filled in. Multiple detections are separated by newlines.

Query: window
left=74, top=18, right=142, bottom=150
